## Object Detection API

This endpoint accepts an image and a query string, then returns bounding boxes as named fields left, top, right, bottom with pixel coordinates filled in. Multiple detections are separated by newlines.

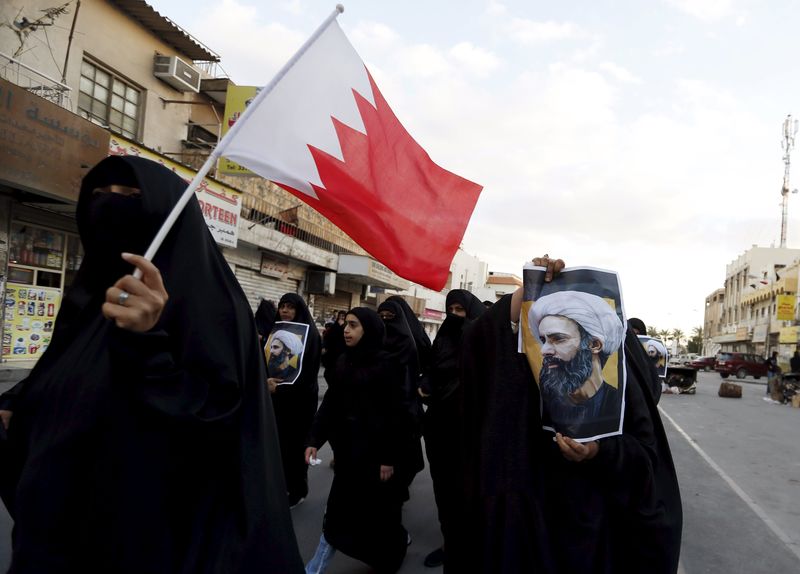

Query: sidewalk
left=0, top=360, right=34, bottom=394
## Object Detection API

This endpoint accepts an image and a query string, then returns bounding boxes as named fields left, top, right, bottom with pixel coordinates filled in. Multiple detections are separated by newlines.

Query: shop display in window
left=9, top=224, right=66, bottom=271
left=2, top=283, right=61, bottom=360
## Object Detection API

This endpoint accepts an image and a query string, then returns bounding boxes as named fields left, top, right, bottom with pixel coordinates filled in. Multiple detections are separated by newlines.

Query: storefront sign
left=218, top=85, right=258, bottom=175
left=109, top=136, right=242, bottom=247
left=777, top=294, right=796, bottom=321
left=2, top=283, right=60, bottom=360
left=260, top=254, right=288, bottom=278
left=423, top=309, right=445, bottom=320
left=779, top=325, right=799, bottom=344
left=337, top=255, right=410, bottom=290
left=751, top=324, right=767, bottom=343
left=0, top=78, right=109, bottom=202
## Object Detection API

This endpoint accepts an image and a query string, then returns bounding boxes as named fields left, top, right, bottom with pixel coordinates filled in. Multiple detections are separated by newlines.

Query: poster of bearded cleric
left=265, top=321, right=310, bottom=385
left=638, top=336, right=668, bottom=378
left=520, top=266, right=627, bottom=442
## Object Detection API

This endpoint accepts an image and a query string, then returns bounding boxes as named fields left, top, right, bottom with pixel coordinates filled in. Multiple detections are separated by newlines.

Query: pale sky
left=150, top=0, right=800, bottom=336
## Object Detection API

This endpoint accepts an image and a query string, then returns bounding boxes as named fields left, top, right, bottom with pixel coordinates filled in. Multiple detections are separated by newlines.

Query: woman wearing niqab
left=305, top=308, right=408, bottom=573
left=0, top=156, right=304, bottom=573
left=419, top=289, right=485, bottom=568
left=386, top=295, right=433, bottom=373
left=268, top=292, right=321, bottom=506
left=377, top=299, right=425, bottom=499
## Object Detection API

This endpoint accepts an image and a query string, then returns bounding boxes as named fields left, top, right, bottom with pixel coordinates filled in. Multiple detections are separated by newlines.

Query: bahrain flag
left=220, top=13, right=482, bottom=291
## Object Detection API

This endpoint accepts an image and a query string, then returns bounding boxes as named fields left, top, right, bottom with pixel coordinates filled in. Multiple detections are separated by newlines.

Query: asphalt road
left=659, top=370, right=800, bottom=573
left=0, top=370, right=798, bottom=573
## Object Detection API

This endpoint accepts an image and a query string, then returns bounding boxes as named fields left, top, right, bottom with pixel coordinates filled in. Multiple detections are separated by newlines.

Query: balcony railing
left=0, top=51, right=71, bottom=107
left=241, top=194, right=368, bottom=257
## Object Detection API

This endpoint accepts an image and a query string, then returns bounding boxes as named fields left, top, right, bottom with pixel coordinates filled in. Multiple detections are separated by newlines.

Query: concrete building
left=0, top=0, right=410, bottom=366
left=709, top=245, right=800, bottom=360
left=703, top=288, right=724, bottom=356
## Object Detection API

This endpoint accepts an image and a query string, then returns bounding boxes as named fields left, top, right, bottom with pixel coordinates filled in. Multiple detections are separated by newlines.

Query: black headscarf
left=345, top=307, right=385, bottom=359
left=377, top=300, right=419, bottom=375
left=445, top=289, right=486, bottom=319
left=0, top=156, right=304, bottom=572
left=255, top=299, right=277, bottom=340
left=419, top=290, right=485, bottom=401
left=277, top=292, right=315, bottom=325
left=386, top=295, right=432, bottom=370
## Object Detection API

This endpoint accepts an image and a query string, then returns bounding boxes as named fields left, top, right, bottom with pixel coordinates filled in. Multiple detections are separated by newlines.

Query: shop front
left=0, top=77, right=108, bottom=361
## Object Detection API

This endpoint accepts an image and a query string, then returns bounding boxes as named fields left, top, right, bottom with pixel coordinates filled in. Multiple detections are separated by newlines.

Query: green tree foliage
left=687, top=326, right=704, bottom=354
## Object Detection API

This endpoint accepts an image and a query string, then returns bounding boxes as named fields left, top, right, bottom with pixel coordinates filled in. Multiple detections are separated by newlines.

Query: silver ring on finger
left=118, top=290, right=130, bottom=306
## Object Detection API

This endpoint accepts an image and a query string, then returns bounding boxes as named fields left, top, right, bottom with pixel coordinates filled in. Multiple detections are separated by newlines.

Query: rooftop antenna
left=780, top=114, right=798, bottom=247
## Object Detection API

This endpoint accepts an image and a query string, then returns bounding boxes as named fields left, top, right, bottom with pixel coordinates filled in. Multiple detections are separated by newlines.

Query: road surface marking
left=659, top=406, right=800, bottom=563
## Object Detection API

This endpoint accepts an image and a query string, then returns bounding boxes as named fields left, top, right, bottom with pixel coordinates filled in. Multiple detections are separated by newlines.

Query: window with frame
left=78, top=59, right=141, bottom=139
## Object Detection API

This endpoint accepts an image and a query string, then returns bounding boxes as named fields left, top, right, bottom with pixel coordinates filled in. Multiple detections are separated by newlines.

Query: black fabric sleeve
left=307, top=383, right=336, bottom=450
left=0, top=381, right=25, bottom=412
left=590, top=367, right=658, bottom=509
left=378, top=364, right=406, bottom=468
left=109, top=327, right=241, bottom=423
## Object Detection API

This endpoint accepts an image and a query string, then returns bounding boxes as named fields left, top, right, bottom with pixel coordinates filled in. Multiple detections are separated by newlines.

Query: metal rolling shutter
left=234, top=266, right=298, bottom=312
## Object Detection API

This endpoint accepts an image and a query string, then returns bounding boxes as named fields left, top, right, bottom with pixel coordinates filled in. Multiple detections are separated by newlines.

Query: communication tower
left=780, top=114, right=798, bottom=247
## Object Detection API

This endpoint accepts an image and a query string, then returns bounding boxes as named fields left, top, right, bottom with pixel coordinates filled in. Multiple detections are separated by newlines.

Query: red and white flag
left=220, top=10, right=482, bottom=291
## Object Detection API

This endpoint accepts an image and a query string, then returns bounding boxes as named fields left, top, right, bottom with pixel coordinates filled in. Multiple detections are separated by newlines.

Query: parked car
left=714, top=352, right=767, bottom=379
left=689, top=356, right=716, bottom=371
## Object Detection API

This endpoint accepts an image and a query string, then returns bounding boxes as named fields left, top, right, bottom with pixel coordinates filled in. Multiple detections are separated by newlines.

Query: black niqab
left=0, top=156, right=303, bottom=573
left=386, top=295, right=432, bottom=370
left=377, top=300, right=419, bottom=375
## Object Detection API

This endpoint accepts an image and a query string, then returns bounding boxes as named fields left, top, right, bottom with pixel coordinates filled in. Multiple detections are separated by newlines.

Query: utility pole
left=780, top=114, right=798, bottom=247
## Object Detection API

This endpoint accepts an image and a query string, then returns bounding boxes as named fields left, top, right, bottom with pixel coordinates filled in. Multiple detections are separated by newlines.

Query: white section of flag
left=220, top=20, right=375, bottom=198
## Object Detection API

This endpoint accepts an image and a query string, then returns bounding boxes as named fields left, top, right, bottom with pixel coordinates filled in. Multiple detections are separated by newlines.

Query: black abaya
left=0, top=156, right=304, bottom=573
left=307, top=308, right=408, bottom=573
left=421, top=289, right=485, bottom=561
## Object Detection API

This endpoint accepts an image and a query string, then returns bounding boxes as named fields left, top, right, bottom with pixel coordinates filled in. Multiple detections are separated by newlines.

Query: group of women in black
left=0, top=157, right=681, bottom=574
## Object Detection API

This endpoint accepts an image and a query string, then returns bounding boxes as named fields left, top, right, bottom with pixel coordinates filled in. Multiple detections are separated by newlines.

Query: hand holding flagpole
left=133, top=5, right=345, bottom=279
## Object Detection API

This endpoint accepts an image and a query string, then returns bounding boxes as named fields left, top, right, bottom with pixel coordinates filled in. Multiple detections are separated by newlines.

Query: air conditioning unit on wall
left=306, top=271, right=336, bottom=295
left=153, top=54, right=201, bottom=92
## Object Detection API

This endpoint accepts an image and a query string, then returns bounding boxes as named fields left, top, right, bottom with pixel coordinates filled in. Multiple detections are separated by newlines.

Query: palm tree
left=658, top=329, right=671, bottom=344
left=672, top=329, right=685, bottom=353
left=647, top=326, right=659, bottom=338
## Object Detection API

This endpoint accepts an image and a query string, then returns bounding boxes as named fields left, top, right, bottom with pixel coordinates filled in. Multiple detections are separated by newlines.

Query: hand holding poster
left=520, top=266, right=627, bottom=442
left=265, top=321, right=310, bottom=385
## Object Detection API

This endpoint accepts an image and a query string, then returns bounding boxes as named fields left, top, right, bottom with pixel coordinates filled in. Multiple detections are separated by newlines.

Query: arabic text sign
left=0, top=78, right=109, bottom=202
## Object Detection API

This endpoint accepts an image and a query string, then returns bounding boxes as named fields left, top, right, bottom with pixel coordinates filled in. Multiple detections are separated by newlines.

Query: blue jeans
left=306, top=533, right=337, bottom=574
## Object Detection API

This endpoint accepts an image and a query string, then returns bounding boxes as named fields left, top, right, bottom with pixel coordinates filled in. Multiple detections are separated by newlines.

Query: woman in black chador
left=304, top=308, right=408, bottom=574
left=377, top=299, right=425, bottom=501
left=419, top=289, right=485, bottom=569
left=0, top=156, right=304, bottom=573
left=267, top=292, right=321, bottom=507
